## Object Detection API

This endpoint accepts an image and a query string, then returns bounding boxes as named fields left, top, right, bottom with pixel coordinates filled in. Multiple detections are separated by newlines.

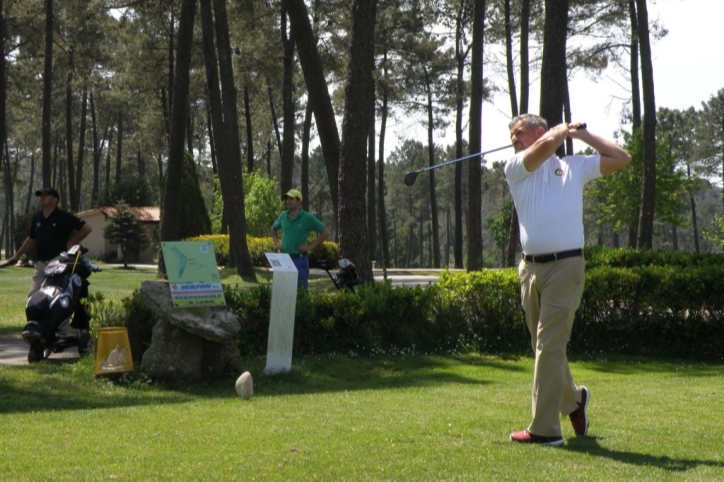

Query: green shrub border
left=184, top=234, right=339, bottom=268
left=121, top=248, right=724, bottom=362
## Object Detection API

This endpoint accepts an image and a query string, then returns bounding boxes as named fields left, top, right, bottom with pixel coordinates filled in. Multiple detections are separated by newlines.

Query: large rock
left=139, top=281, right=243, bottom=380
left=139, top=281, right=240, bottom=343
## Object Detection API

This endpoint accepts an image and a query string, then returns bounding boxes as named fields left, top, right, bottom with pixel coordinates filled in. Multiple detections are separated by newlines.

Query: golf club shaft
left=417, top=144, right=511, bottom=175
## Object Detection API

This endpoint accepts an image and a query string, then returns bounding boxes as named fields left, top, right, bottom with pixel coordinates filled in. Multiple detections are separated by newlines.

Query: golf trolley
left=22, top=245, right=100, bottom=363
left=316, top=258, right=361, bottom=291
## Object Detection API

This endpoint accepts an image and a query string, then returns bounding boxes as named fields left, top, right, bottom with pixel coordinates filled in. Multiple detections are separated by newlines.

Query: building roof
left=77, top=206, right=161, bottom=223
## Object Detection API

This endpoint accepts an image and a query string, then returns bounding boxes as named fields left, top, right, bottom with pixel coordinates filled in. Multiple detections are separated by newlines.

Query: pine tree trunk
left=539, top=0, right=569, bottom=138
left=200, top=0, right=255, bottom=279
left=377, top=76, right=390, bottom=268
left=425, top=70, right=441, bottom=268
left=90, top=91, right=100, bottom=207
left=213, top=0, right=256, bottom=279
left=76, top=87, right=88, bottom=210
left=115, top=111, right=123, bottom=186
left=244, top=86, right=254, bottom=172
left=338, top=0, right=377, bottom=283
left=159, top=0, right=197, bottom=278
left=454, top=15, right=465, bottom=269
left=66, top=50, right=76, bottom=211
left=505, top=0, right=530, bottom=267
left=42, top=0, right=53, bottom=186
left=628, top=1, right=641, bottom=129
left=283, top=0, right=340, bottom=215
left=367, top=101, right=377, bottom=265
left=519, top=0, right=530, bottom=114
left=0, top=0, right=10, bottom=255
left=466, top=0, right=485, bottom=271
left=635, top=0, right=657, bottom=250
left=280, top=7, right=295, bottom=194
left=301, top=100, right=313, bottom=210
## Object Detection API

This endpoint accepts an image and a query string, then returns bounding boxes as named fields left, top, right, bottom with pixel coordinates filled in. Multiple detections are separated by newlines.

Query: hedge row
left=120, top=250, right=724, bottom=362
left=575, top=264, right=724, bottom=358
left=228, top=265, right=724, bottom=360
left=584, top=245, right=724, bottom=269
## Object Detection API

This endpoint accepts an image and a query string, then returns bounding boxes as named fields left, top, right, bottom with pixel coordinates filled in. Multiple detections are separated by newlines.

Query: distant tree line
left=0, top=0, right=722, bottom=279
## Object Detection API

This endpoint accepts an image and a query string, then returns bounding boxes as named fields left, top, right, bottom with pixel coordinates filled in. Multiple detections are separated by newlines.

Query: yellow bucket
left=94, top=327, right=134, bottom=376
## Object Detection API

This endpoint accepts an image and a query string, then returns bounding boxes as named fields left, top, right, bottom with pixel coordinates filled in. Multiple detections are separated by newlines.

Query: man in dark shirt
left=3, top=187, right=92, bottom=296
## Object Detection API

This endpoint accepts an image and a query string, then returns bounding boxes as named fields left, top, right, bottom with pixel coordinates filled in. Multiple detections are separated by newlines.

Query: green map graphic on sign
left=167, top=245, right=188, bottom=278
left=161, top=241, right=225, bottom=307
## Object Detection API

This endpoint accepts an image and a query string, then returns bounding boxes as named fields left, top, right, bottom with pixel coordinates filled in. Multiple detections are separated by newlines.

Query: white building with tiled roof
left=76, top=206, right=160, bottom=263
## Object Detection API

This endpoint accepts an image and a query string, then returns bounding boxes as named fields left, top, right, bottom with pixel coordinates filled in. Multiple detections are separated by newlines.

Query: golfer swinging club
left=504, top=114, right=631, bottom=446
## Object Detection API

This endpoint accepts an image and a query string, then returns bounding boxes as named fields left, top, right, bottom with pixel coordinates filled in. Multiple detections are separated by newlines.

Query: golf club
left=0, top=261, right=13, bottom=269
left=404, top=144, right=511, bottom=187
left=403, top=122, right=587, bottom=186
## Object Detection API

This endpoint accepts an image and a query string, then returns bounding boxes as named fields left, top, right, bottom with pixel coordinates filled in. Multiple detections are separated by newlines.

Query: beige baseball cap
left=282, top=189, right=303, bottom=201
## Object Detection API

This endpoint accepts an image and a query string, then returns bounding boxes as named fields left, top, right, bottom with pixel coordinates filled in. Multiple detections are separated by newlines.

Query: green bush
left=575, top=264, right=724, bottom=359
left=436, top=269, right=527, bottom=353
left=185, top=234, right=230, bottom=265
left=211, top=173, right=280, bottom=236
left=244, top=236, right=275, bottom=265
left=308, top=240, right=339, bottom=268
left=122, top=288, right=158, bottom=363
left=117, top=247, right=724, bottom=363
left=185, top=233, right=339, bottom=269
left=584, top=246, right=724, bottom=269
left=224, top=284, right=272, bottom=356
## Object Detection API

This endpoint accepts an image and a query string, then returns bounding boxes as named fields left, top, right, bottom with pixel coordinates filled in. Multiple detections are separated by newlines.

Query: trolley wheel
left=28, top=343, right=45, bottom=363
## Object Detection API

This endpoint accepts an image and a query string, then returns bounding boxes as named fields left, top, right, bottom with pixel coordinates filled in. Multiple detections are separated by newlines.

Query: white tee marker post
left=263, top=253, right=298, bottom=374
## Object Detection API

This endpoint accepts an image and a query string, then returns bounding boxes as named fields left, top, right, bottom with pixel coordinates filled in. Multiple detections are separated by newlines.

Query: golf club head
left=404, top=171, right=418, bottom=186
left=0, top=261, right=13, bottom=269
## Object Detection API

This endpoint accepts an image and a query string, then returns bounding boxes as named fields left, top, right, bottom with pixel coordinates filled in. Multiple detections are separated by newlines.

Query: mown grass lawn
left=2, top=261, right=723, bottom=480
left=1, top=353, right=722, bottom=481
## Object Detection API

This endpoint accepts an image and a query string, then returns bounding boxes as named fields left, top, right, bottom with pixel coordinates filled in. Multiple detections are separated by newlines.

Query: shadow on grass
left=0, top=359, right=191, bottom=415
left=184, top=353, right=527, bottom=399
left=566, top=436, right=724, bottom=472
left=577, top=356, right=723, bottom=376
left=1, top=353, right=524, bottom=413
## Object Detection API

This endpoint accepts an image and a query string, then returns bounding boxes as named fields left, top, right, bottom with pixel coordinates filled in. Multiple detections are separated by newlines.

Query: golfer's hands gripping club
left=566, top=122, right=588, bottom=140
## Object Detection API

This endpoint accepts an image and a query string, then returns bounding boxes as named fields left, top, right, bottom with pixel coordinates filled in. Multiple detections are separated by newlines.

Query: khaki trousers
left=28, top=259, right=52, bottom=298
left=518, top=256, right=586, bottom=437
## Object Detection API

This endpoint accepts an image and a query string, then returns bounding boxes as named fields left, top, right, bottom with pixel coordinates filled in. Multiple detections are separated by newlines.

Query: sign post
left=161, top=241, right=225, bottom=307
left=263, top=252, right=297, bottom=373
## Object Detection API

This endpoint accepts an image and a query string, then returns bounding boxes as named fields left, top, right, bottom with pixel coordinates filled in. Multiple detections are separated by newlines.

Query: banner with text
left=161, top=241, right=225, bottom=307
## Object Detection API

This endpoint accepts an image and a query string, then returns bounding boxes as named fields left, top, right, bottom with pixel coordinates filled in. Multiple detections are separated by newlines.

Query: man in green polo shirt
left=270, top=189, right=330, bottom=290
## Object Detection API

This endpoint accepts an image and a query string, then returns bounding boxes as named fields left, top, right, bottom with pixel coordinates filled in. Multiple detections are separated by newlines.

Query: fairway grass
left=1, top=354, right=722, bottom=481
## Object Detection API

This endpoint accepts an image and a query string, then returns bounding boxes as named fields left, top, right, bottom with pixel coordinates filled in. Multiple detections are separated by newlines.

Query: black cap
left=35, top=187, right=60, bottom=199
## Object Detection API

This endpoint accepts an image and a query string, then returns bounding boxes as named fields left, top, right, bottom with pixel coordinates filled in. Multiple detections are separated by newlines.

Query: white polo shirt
left=504, top=152, right=601, bottom=255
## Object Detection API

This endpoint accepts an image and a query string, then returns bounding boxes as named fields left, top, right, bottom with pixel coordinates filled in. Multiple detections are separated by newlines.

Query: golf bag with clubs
left=22, top=245, right=100, bottom=363
left=317, top=258, right=361, bottom=291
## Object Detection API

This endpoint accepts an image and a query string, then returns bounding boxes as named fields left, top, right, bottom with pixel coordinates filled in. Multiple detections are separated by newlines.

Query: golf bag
left=22, top=245, right=100, bottom=363
left=318, top=258, right=361, bottom=291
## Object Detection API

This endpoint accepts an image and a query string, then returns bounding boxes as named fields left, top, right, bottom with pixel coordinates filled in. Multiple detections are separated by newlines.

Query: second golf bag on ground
left=22, top=244, right=100, bottom=363
left=317, top=258, right=361, bottom=291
